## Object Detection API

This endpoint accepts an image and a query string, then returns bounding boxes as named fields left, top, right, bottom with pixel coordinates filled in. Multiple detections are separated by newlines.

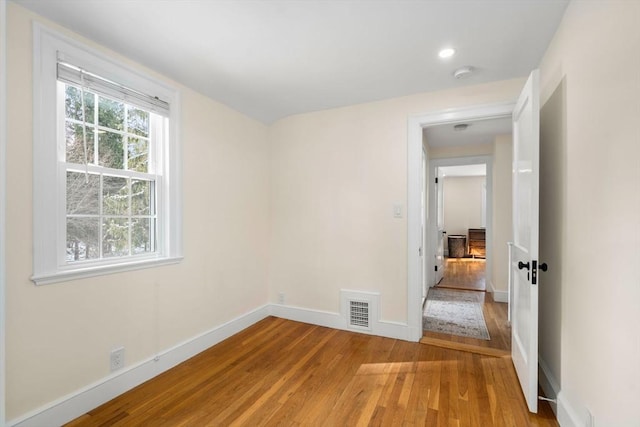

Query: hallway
left=424, top=257, right=510, bottom=354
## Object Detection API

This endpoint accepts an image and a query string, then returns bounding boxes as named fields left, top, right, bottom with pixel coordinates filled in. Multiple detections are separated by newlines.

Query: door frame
left=407, top=102, right=515, bottom=341
left=427, top=155, right=493, bottom=289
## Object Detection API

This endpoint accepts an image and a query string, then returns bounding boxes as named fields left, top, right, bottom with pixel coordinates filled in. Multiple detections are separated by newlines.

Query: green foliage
left=64, top=84, right=154, bottom=262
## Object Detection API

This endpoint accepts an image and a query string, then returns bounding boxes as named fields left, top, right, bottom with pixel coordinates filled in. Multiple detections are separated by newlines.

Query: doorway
left=434, top=163, right=487, bottom=293
left=407, top=102, right=515, bottom=342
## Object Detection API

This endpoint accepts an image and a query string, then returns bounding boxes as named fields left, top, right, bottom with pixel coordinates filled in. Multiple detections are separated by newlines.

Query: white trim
left=32, top=256, right=183, bottom=286
left=268, top=303, right=410, bottom=341
left=0, top=0, right=7, bottom=424
left=32, top=24, right=183, bottom=284
left=8, top=305, right=270, bottom=427
left=407, top=102, right=516, bottom=343
left=539, top=357, right=587, bottom=427
left=556, top=391, right=589, bottom=427
left=427, top=155, right=493, bottom=292
left=487, top=279, right=509, bottom=303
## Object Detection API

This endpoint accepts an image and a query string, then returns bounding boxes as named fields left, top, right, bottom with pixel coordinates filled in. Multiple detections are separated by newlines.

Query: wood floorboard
left=66, top=317, right=557, bottom=427
left=437, top=258, right=486, bottom=292
left=425, top=257, right=511, bottom=355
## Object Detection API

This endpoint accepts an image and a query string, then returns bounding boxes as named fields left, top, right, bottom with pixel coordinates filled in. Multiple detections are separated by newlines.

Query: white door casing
left=435, top=167, right=445, bottom=284
left=407, top=102, right=514, bottom=342
left=510, top=70, right=541, bottom=413
left=421, top=146, right=428, bottom=301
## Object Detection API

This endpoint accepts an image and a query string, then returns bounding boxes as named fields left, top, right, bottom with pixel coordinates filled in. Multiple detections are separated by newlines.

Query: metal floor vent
left=349, top=300, right=370, bottom=329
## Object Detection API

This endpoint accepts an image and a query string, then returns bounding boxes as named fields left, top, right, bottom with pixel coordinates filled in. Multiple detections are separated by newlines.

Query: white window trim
left=32, top=24, right=182, bottom=285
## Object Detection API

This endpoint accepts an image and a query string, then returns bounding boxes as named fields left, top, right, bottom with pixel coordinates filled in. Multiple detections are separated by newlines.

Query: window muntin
left=62, top=82, right=159, bottom=264
left=33, top=24, right=182, bottom=285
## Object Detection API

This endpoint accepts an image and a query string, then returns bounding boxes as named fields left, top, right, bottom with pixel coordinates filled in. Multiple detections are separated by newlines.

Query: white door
left=434, top=167, right=445, bottom=284
left=510, top=70, right=541, bottom=413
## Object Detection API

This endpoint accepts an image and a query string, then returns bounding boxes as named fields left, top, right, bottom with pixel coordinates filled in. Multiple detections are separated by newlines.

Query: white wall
left=491, top=134, right=512, bottom=294
left=538, top=1, right=640, bottom=425
left=268, top=79, right=525, bottom=322
left=6, top=4, right=270, bottom=419
left=442, top=175, right=485, bottom=252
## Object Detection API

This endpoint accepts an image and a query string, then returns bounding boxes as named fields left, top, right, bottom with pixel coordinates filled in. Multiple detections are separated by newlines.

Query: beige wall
left=538, top=1, right=640, bottom=425
left=442, top=176, right=485, bottom=253
left=491, top=134, right=512, bottom=293
left=268, top=79, right=524, bottom=322
left=6, top=4, right=270, bottom=419
left=429, top=142, right=493, bottom=159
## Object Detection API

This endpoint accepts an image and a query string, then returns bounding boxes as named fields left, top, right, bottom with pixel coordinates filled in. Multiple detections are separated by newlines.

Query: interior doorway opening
left=418, top=116, right=513, bottom=353
left=435, top=163, right=487, bottom=293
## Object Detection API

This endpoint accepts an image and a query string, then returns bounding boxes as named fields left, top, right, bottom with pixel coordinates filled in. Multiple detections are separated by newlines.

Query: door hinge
left=434, top=265, right=438, bottom=272
left=435, top=177, right=438, bottom=184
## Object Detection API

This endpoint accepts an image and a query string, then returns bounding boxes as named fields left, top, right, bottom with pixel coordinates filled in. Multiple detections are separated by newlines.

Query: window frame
left=32, top=24, right=182, bottom=285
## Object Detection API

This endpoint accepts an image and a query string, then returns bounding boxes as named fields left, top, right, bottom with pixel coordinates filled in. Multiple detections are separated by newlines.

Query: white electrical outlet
left=110, top=347, right=125, bottom=372
left=278, top=292, right=285, bottom=304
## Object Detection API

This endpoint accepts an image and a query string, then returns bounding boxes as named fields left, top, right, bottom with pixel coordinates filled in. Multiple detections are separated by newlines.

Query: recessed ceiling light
left=438, top=48, right=456, bottom=59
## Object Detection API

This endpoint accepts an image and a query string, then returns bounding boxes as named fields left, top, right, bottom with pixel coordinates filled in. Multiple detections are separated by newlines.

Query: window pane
left=131, top=180, right=152, bottom=215
left=67, top=172, right=100, bottom=215
left=65, top=85, right=95, bottom=123
left=128, top=137, right=148, bottom=172
left=132, top=218, right=152, bottom=254
left=98, top=131, right=124, bottom=169
left=66, top=217, right=99, bottom=262
left=102, top=218, right=129, bottom=257
left=98, top=96, right=124, bottom=131
left=65, top=122, right=95, bottom=164
left=127, top=107, right=149, bottom=137
left=103, top=176, right=129, bottom=216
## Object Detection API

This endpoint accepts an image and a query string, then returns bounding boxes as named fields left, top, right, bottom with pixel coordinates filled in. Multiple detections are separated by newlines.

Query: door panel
left=511, top=69, right=540, bottom=413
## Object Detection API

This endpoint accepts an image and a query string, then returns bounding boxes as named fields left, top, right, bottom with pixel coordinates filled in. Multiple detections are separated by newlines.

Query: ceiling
left=14, top=0, right=569, bottom=124
left=424, top=116, right=513, bottom=148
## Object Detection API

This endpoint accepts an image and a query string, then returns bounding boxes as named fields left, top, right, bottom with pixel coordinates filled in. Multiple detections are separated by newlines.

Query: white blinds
left=57, top=61, right=170, bottom=116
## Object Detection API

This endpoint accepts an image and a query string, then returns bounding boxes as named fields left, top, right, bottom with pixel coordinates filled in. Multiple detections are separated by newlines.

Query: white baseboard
left=539, top=356, right=590, bottom=427
left=9, top=305, right=270, bottom=427
left=269, top=303, right=410, bottom=341
left=487, top=279, right=508, bottom=303
left=491, top=290, right=508, bottom=303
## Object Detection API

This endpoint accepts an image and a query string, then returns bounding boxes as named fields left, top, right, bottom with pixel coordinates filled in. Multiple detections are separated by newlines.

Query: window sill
left=31, top=256, right=184, bottom=286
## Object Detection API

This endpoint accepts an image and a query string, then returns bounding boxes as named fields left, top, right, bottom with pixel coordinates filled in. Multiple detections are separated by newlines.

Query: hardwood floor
left=437, top=258, right=486, bottom=292
left=422, top=291, right=511, bottom=354
left=66, top=317, right=557, bottom=426
left=427, top=257, right=510, bottom=354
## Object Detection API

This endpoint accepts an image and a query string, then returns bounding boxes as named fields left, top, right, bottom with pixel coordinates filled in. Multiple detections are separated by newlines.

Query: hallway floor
left=425, top=257, right=510, bottom=354
left=437, top=257, right=486, bottom=292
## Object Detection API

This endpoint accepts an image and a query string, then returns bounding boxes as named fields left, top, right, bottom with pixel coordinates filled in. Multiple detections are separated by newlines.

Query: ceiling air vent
left=349, top=300, right=370, bottom=330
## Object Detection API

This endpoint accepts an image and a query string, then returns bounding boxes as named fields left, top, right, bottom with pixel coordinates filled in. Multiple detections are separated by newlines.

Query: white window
left=32, top=25, right=182, bottom=285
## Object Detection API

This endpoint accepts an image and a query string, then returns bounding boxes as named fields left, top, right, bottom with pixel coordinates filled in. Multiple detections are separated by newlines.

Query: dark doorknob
left=518, top=261, right=530, bottom=270
left=539, top=263, right=548, bottom=272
